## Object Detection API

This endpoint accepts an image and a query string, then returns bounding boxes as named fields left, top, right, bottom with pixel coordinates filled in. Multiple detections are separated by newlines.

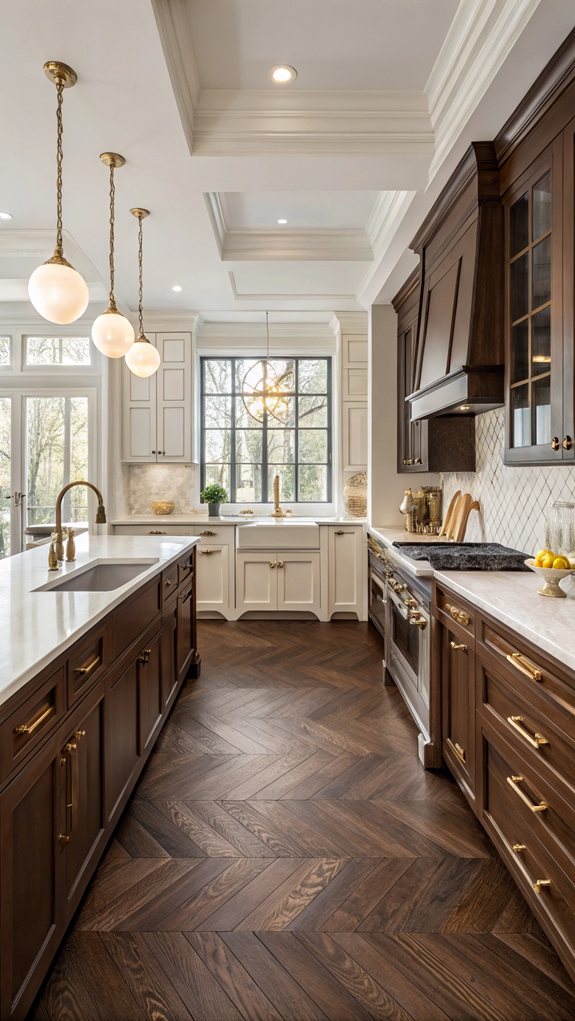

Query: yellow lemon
left=535, top=549, right=553, bottom=561
left=534, top=556, right=545, bottom=567
left=541, top=553, right=556, bottom=568
left=553, top=556, right=570, bottom=570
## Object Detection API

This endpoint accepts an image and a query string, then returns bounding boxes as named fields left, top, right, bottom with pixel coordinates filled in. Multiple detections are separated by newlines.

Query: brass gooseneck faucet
left=52, top=480, right=106, bottom=562
left=270, top=473, right=286, bottom=518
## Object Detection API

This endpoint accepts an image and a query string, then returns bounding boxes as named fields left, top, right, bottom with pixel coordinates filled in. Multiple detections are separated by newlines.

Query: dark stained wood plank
left=142, top=931, right=244, bottom=1021
left=99, top=932, right=195, bottom=1021
left=185, top=931, right=285, bottom=1020
left=156, top=857, right=274, bottom=931
left=238, top=859, right=349, bottom=931
left=42, top=932, right=145, bottom=1021
left=195, top=857, right=305, bottom=931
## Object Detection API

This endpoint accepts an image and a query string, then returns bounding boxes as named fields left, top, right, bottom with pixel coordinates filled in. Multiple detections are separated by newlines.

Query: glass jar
left=545, top=501, right=575, bottom=556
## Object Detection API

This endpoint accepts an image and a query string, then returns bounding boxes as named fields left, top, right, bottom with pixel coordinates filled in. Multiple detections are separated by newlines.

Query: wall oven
left=386, top=564, right=432, bottom=764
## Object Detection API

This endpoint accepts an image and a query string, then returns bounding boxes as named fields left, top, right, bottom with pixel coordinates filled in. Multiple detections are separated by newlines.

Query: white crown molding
left=203, top=193, right=226, bottom=257
left=365, top=190, right=416, bottom=260
left=197, top=320, right=336, bottom=342
left=222, top=228, right=372, bottom=262
left=152, top=0, right=201, bottom=155
left=134, top=311, right=201, bottom=333
left=331, top=311, right=369, bottom=335
left=425, top=0, right=542, bottom=180
left=228, top=271, right=359, bottom=305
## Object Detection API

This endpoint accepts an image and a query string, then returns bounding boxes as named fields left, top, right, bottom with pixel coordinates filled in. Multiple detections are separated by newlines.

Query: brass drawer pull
left=73, top=655, right=100, bottom=676
left=551, top=436, right=560, bottom=451
left=14, top=704, right=55, bottom=735
left=409, top=613, right=427, bottom=630
left=200, top=530, right=216, bottom=536
left=269, top=561, right=276, bottom=568
left=510, top=842, right=552, bottom=895
left=506, top=652, right=542, bottom=683
left=507, top=775, right=548, bottom=813
left=507, top=715, right=549, bottom=750
left=148, top=530, right=167, bottom=535
left=277, top=561, right=284, bottom=569
left=445, top=602, right=471, bottom=627
left=452, top=740, right=466, bottom=765
left=200, top=549, right=220, bottom=555
left=138, top=648, right=152, bottom=665
left=335, top=530, right=345, bottom=535
left=450, top=641, right=467, bottom=652
left=563, top=435, right=573, bottom=451
left=165, top=578, right=174, bottom=586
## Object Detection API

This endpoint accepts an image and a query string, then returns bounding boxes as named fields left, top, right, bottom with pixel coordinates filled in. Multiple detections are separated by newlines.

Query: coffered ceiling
left=0, top=0, right=573, bottom=322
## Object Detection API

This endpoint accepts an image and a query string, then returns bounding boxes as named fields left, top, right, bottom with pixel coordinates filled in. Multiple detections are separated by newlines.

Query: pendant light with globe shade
left=91, top=153, right=135, bottom=357
left=124, top=208, right=160, bottom=378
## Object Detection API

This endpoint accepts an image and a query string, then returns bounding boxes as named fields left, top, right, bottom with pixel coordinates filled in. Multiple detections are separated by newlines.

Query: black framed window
left=200, top=356, right=332, bottom=503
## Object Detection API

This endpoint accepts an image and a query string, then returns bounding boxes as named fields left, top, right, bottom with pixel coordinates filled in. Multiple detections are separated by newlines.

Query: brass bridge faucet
left=52, top=480, right=107, bottom=563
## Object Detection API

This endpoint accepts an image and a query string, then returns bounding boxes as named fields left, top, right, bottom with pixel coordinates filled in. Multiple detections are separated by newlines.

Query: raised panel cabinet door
left=161, top=614, right=178, bottom=709
left=277, top=552, right=321, bottom=615
left=328, top=528, right=362, bottom=617
left=156, top=333, right=191, bottom=462
left=105, top=660, right=139, bottom=823
left=562, top=116, right=575, bottom=456
left=0, top=741, right=61, bottom=1020
left=441, top=624, right=476, bottom=802
left=138, top=632, right=163, bottom=756
left=342, top=401, right=367, bottom=470
left=176, top=581, right=194, bottom=682
left=122, top=350, right=158, bottom=461
left=62, top=698, right=105, bottom=913
left=196, top=545, right=229, bottom=613
left=236, top=552, right=277, bottom=612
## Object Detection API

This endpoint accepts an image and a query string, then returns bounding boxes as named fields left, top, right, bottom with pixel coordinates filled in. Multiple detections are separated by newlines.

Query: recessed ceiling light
left=271, top=65, right=297, bottom=84
left=277, top=218, right=288, bottom=225
left=0, top=212, right=13, bottom=221
left=172, top=284, right=182, bottom=292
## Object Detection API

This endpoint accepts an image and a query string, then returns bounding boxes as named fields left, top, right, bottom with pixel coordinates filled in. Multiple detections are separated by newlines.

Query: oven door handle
left=387, top=586, right=409, bottom=620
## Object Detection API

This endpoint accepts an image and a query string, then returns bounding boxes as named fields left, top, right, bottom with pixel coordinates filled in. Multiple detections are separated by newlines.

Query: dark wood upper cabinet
left=407, top=142, right=504, bottom=423
left=393, top=269, right=475, bottom=474
left=496, top=30, right=575, bottom=464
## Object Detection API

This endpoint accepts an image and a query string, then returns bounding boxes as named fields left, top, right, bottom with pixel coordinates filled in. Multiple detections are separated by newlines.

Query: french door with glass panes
left=0, top=391, right=93, bottom=558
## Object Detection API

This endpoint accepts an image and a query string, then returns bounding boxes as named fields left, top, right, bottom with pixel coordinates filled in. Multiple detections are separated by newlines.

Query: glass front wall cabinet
left=504, top=140, right=564, bottom=463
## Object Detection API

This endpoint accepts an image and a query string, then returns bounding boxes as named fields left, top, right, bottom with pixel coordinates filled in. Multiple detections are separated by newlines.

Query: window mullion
left=231, top=357, right=237, bottom=502
left=295, top=359, right=299, bottom=503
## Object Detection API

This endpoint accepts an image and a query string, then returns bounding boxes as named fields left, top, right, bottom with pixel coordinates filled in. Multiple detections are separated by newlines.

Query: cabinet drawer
left=67, top=628, right=107, bottom=705
left=161, top=562, right=179, bottom=603
left=112, top=525, right=195, bottom=536
left=484, top=734, right=575, bottom=949
left=0, top=666, right=65, bottom=782
left=195, top=525, right=234, bottom=545
left=435, top=588, right=475, bottom=637
left=478, top=657, right=575, bottom=795
left=113, top=579, right=161, bottom=657
left=177, top=549, right=195, bottom=587
left=478, top=619, right=575, bottom=735
left=484, top=726, right=575, bottom=883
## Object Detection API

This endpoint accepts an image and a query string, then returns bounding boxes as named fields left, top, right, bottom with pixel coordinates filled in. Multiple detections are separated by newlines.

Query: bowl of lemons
left=525, top=549, right=575, bottom=598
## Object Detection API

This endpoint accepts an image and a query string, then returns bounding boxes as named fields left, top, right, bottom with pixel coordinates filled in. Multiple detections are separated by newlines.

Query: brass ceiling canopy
left=43, top=60, right=77, bottom=88
left=130, top=207, right=150, bottom=220
left=99, top=152, right=126, bottom=169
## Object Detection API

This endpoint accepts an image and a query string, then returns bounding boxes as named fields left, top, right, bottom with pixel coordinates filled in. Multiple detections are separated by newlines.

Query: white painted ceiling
left=0, top=0, right=574, bottom=323
left=187, top=0, right=459, bottom=90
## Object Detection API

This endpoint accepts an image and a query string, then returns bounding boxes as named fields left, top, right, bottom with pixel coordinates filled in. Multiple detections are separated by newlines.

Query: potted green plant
left=200, top=483, right=228, bottom=518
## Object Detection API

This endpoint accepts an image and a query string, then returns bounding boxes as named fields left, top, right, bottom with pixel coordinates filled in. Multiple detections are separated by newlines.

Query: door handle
left=563, top=436, right=573, bottom=451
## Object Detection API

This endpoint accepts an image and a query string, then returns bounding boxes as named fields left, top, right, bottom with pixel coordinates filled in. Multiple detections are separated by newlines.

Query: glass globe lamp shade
left=124, top=335, right=160, bottom=377
left=28, top=258, right=89, bottom=325
left=91, top=307, right=135, bottom=358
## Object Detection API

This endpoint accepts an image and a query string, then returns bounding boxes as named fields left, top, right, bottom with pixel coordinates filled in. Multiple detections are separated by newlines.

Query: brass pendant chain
left=55, top=79, right=64, bottom=257
left=137, top=213, right=144, bottom=337
left=108, top=163, right=116, bottom=309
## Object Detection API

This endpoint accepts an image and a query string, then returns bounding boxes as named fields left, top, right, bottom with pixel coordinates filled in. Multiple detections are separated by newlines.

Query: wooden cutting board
left=439, top=491, right=480, bottom=542
left=439, top=490, right=461, bottom=538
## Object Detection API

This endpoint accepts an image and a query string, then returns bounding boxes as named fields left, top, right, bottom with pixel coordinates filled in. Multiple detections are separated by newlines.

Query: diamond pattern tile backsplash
left=440, top=408, right=575, bottom=554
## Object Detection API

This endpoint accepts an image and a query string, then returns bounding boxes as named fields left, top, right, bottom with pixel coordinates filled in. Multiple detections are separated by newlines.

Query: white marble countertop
left=0, top=533, right=199, bottom=710
left=112, top=514, right=367, bottom=527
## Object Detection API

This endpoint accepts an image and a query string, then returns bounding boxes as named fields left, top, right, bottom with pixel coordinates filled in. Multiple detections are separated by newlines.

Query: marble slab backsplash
left=125, top=464, right=199, bottom=515
left=440, top=407, right=575, bottom=554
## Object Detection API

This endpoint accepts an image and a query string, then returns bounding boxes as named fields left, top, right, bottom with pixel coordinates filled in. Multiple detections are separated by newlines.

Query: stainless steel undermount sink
left=236, top=520, right=320, bottom=549
left=33, top=559, right=159, bottom=593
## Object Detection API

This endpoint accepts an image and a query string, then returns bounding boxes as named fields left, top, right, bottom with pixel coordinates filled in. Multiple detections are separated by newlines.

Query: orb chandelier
left=241, top=313, right=294, bottom=424
left=125, top=208, right=160, bottom=378
left=91, top=153, right=135, bottom=358
left=28, top=62, right=89, bottom=324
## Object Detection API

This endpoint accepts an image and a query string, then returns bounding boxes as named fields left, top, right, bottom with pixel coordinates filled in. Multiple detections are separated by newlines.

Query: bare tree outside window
left=201, top=357, right=331, bottom=503
left=26, top=396, right=89, bottom=525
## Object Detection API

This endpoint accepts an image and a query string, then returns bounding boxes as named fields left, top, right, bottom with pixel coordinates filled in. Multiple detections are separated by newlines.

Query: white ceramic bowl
left=525, top=557, right=575, bottom=598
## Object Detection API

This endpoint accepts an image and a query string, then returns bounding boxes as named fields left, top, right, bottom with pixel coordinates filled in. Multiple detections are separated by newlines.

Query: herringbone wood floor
left=33, top=621, right=575, bottom=1020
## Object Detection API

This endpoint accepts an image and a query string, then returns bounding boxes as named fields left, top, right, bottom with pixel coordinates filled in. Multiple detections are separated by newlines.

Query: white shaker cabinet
left=340, top=330, right=368, bottom=471
left=327, top=526, right=365, bottom=618
left=236, top=551, right=321, bottom=616
left=122, top=332, right=192, bottom=462
left=195, top=545, right=230, bottom=615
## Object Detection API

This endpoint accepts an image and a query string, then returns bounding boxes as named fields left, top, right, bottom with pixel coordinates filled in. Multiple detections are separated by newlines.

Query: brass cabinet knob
left=563, top=435, right=573, bottom=450
left=551, top=436, right=560, bottom=450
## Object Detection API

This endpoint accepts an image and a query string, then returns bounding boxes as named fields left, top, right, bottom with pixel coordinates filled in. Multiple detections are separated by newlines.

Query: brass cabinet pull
left=445, top=602, right=471, bottom=627
left=14, top=703, right=55, bottom=735
left=335, top=530, right=345, bottom=535
left=414, top=458, right=422, bottom=465
left=551, top=436, right=560, bottom=451
left=148, top=530, right=167, bottom=535
left=73, top=655, right=100, bottom=676
left=199, top=549, right=214, bottom=555
left=510, top=842, right=551, bottom=895
left=277, top=561, right=284, bottom=569
left=563, top=435, right=573, bottom=451
left=137, top=647, right=152, bottom=665
left=269, top=561, right=276, bottom=568
left=507, top=775, right=548, bottom=813
left=452, top=741, right=466, bottom=765
left=200, top=530, right=216, bottom=536
left=505, top=651, right=542, bottom=683
left=165, top=578, right=174, bottom=586
left=507, top=715, right=549, bottom=750
left=409, top=612, right=427, bottom=630
left=450, top=641, right=467, bottom=652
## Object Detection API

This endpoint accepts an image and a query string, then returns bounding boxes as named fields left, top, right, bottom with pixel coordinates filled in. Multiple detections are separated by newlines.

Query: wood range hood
left=407, top=142, right=504, bottom=422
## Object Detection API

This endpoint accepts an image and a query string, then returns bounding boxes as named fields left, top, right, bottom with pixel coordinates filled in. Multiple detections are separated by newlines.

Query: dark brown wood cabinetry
left=496, top=31, right=575, bottom=464
left=393, top=269, right=476, bottom=473
left=0, top=545, right=200, bottom=1021
left=435, top=579, right=575, bottom=983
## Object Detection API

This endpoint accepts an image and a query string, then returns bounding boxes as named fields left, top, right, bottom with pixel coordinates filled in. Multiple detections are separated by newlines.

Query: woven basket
left=343, top=472, right=367, bottom=517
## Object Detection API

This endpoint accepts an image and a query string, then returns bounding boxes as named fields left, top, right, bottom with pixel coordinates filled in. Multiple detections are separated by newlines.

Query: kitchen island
left=0, top=533, right=200, bottom=1020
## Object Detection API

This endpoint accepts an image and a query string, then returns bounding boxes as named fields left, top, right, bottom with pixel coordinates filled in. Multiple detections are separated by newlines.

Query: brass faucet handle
left=96, top=503, right=107, bottom=524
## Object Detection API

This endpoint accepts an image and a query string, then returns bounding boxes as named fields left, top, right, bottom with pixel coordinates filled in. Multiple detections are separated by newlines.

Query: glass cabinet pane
left=531, top=307, right=551, bottom=376
left=533, top=377, right=551, bottom=446
left=511, top=322, right=529, bottom=383
left=532, top=172, right=551, bottom=240
left=510, top=193, right=529, bottom=255
left=532, top=236, right=551, bottom=309
left=510, top=254, right=529, bottom=322
left=511, top=385, right=530, bottom=447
